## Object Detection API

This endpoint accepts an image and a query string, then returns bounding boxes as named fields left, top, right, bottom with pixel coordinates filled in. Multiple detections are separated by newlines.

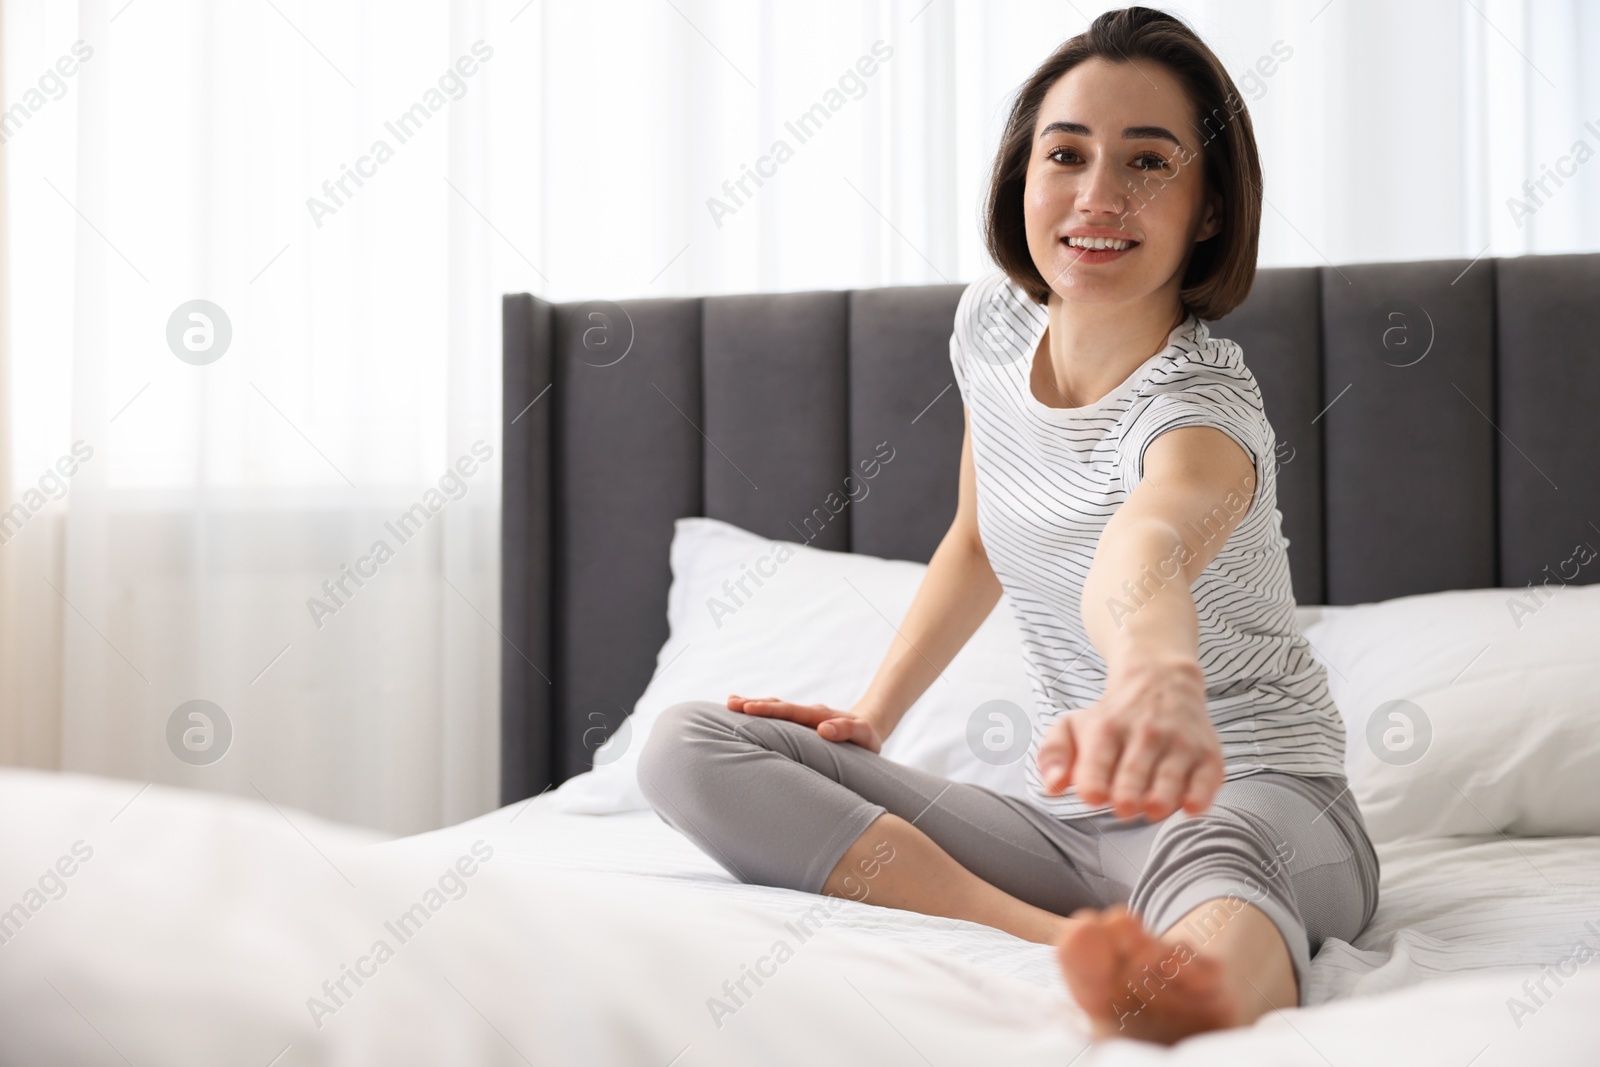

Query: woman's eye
left=1047, top=146, right=1170, bottom=172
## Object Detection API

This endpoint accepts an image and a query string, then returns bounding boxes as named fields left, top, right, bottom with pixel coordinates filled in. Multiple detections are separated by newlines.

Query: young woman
left=637, top=7, right=1378, bottom=1045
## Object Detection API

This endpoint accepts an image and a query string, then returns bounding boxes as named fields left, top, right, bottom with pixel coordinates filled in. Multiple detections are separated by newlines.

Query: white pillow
left=1298, top=582, right=1600, bottom=841
left=550, top=517, right=1044, bottom=813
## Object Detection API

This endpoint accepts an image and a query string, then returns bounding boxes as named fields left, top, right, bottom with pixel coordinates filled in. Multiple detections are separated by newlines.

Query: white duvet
left=2, top=768, right=1597, bottom=1066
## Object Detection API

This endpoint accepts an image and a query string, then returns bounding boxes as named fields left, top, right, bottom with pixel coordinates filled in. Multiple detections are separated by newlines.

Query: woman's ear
left=1196, top=187, right=1225, bottom=243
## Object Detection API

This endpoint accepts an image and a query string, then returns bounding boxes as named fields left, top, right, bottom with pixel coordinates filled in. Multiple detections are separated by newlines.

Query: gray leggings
left=636, top=700, right=1380, bottom=1004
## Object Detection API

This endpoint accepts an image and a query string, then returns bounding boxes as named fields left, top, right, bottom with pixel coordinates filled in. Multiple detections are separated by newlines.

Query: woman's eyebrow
left=1038, top=120, right=1182, bottom=148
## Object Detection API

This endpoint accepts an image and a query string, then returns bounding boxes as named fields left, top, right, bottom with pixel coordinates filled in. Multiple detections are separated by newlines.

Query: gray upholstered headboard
left=500, top=252, right=1600, bottom=805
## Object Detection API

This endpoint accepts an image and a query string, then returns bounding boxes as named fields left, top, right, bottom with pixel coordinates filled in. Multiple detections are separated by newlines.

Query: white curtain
left=4, top=0, right=1597, bottom=835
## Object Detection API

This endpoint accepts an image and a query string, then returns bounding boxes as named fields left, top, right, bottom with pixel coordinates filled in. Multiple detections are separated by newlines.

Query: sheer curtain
left=3, top=0, right=1596, bottom=834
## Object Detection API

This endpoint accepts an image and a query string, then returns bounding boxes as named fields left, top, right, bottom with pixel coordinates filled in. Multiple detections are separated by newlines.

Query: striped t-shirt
left=949, top=270, right=1346, bottom=819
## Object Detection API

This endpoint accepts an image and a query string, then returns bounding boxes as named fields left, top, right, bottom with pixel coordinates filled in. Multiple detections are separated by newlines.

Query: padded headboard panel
left=500, top=252, right=1600, bottom=804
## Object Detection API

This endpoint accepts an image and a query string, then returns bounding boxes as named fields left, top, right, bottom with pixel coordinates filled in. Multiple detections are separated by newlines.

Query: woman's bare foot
left=1055, top=904, right=1244, bottom=1044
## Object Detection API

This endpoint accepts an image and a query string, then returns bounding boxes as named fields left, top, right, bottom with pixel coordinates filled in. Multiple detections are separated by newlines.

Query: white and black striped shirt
left=950, top=270, right=1346, bottom=819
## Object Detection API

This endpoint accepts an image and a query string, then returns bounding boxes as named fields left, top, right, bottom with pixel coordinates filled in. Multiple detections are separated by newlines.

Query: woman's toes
left=1055, top=909, right=1246, bottom=1044
left=1056, top=913, right=1117, bottom=997
left=1103, top=906, right=1146, bottom=957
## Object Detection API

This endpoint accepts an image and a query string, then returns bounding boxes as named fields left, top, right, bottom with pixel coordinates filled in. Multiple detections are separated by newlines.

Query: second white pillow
left=1299, top=582, right=1600, bottom=841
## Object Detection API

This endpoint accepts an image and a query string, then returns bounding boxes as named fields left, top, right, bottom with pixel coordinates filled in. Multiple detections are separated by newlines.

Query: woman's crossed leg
left=636, top=700, right=1375, bottom=1044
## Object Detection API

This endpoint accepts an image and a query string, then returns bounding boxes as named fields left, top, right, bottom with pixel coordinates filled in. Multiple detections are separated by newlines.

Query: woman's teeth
left=1065, top=236, right=1136, bottom=250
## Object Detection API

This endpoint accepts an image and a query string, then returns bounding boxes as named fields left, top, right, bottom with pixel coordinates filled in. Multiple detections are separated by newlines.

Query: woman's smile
left=1061, top=235, right=1139, bottom=265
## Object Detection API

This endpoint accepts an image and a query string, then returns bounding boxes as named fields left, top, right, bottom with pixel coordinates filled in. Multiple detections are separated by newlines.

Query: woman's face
left=1023, top=57, right=1221, bottom=307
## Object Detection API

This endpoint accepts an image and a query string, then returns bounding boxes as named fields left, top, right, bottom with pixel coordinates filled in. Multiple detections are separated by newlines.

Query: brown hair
left=982, top=6, right=1262, bottom=321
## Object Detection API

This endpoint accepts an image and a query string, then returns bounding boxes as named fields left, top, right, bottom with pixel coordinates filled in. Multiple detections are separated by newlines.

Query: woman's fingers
left=1180, top=751, right=1225, bottom=814
left=726, top=696, right=878, bottom=753
left=1072, top=719, right=1123, bottom=807
left=747, top=701, right=804, bottom=720
left=1036, top=718, right=1076, bottom=794
left=728, top=693, right=785, bottom=712
left=1143, top=751, right=1194, bottom=821
left=819, top=716, right=878, bottom=752
left=1107, top=725, right=1167, bottom=818
left=729, top=694, right=790, bottom=715
left=727, top=694, right=831, bottom=729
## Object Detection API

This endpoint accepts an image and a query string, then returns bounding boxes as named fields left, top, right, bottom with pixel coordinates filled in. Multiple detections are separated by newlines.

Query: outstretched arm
left=1037, top=423, right=1258, bottom=819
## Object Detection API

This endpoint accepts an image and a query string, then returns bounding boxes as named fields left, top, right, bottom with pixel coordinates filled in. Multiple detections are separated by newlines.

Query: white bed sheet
left=3, top=769, right=1598, bottom=1066
left=386, top=792, right=1600, bottom=1063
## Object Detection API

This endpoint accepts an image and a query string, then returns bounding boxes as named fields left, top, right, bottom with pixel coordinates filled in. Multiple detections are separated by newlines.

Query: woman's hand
left=726, top=694, right=885, bottom=755
left=1034, top=654, right=1223, bottom=820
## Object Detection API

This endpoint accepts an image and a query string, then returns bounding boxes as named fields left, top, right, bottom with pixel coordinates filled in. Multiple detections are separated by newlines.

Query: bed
left=3, top=251, right=1599, bottom=1064
left=492, top=247, right=1600, bottom=1063
left=3, top=762, right=1595, bottom=1064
